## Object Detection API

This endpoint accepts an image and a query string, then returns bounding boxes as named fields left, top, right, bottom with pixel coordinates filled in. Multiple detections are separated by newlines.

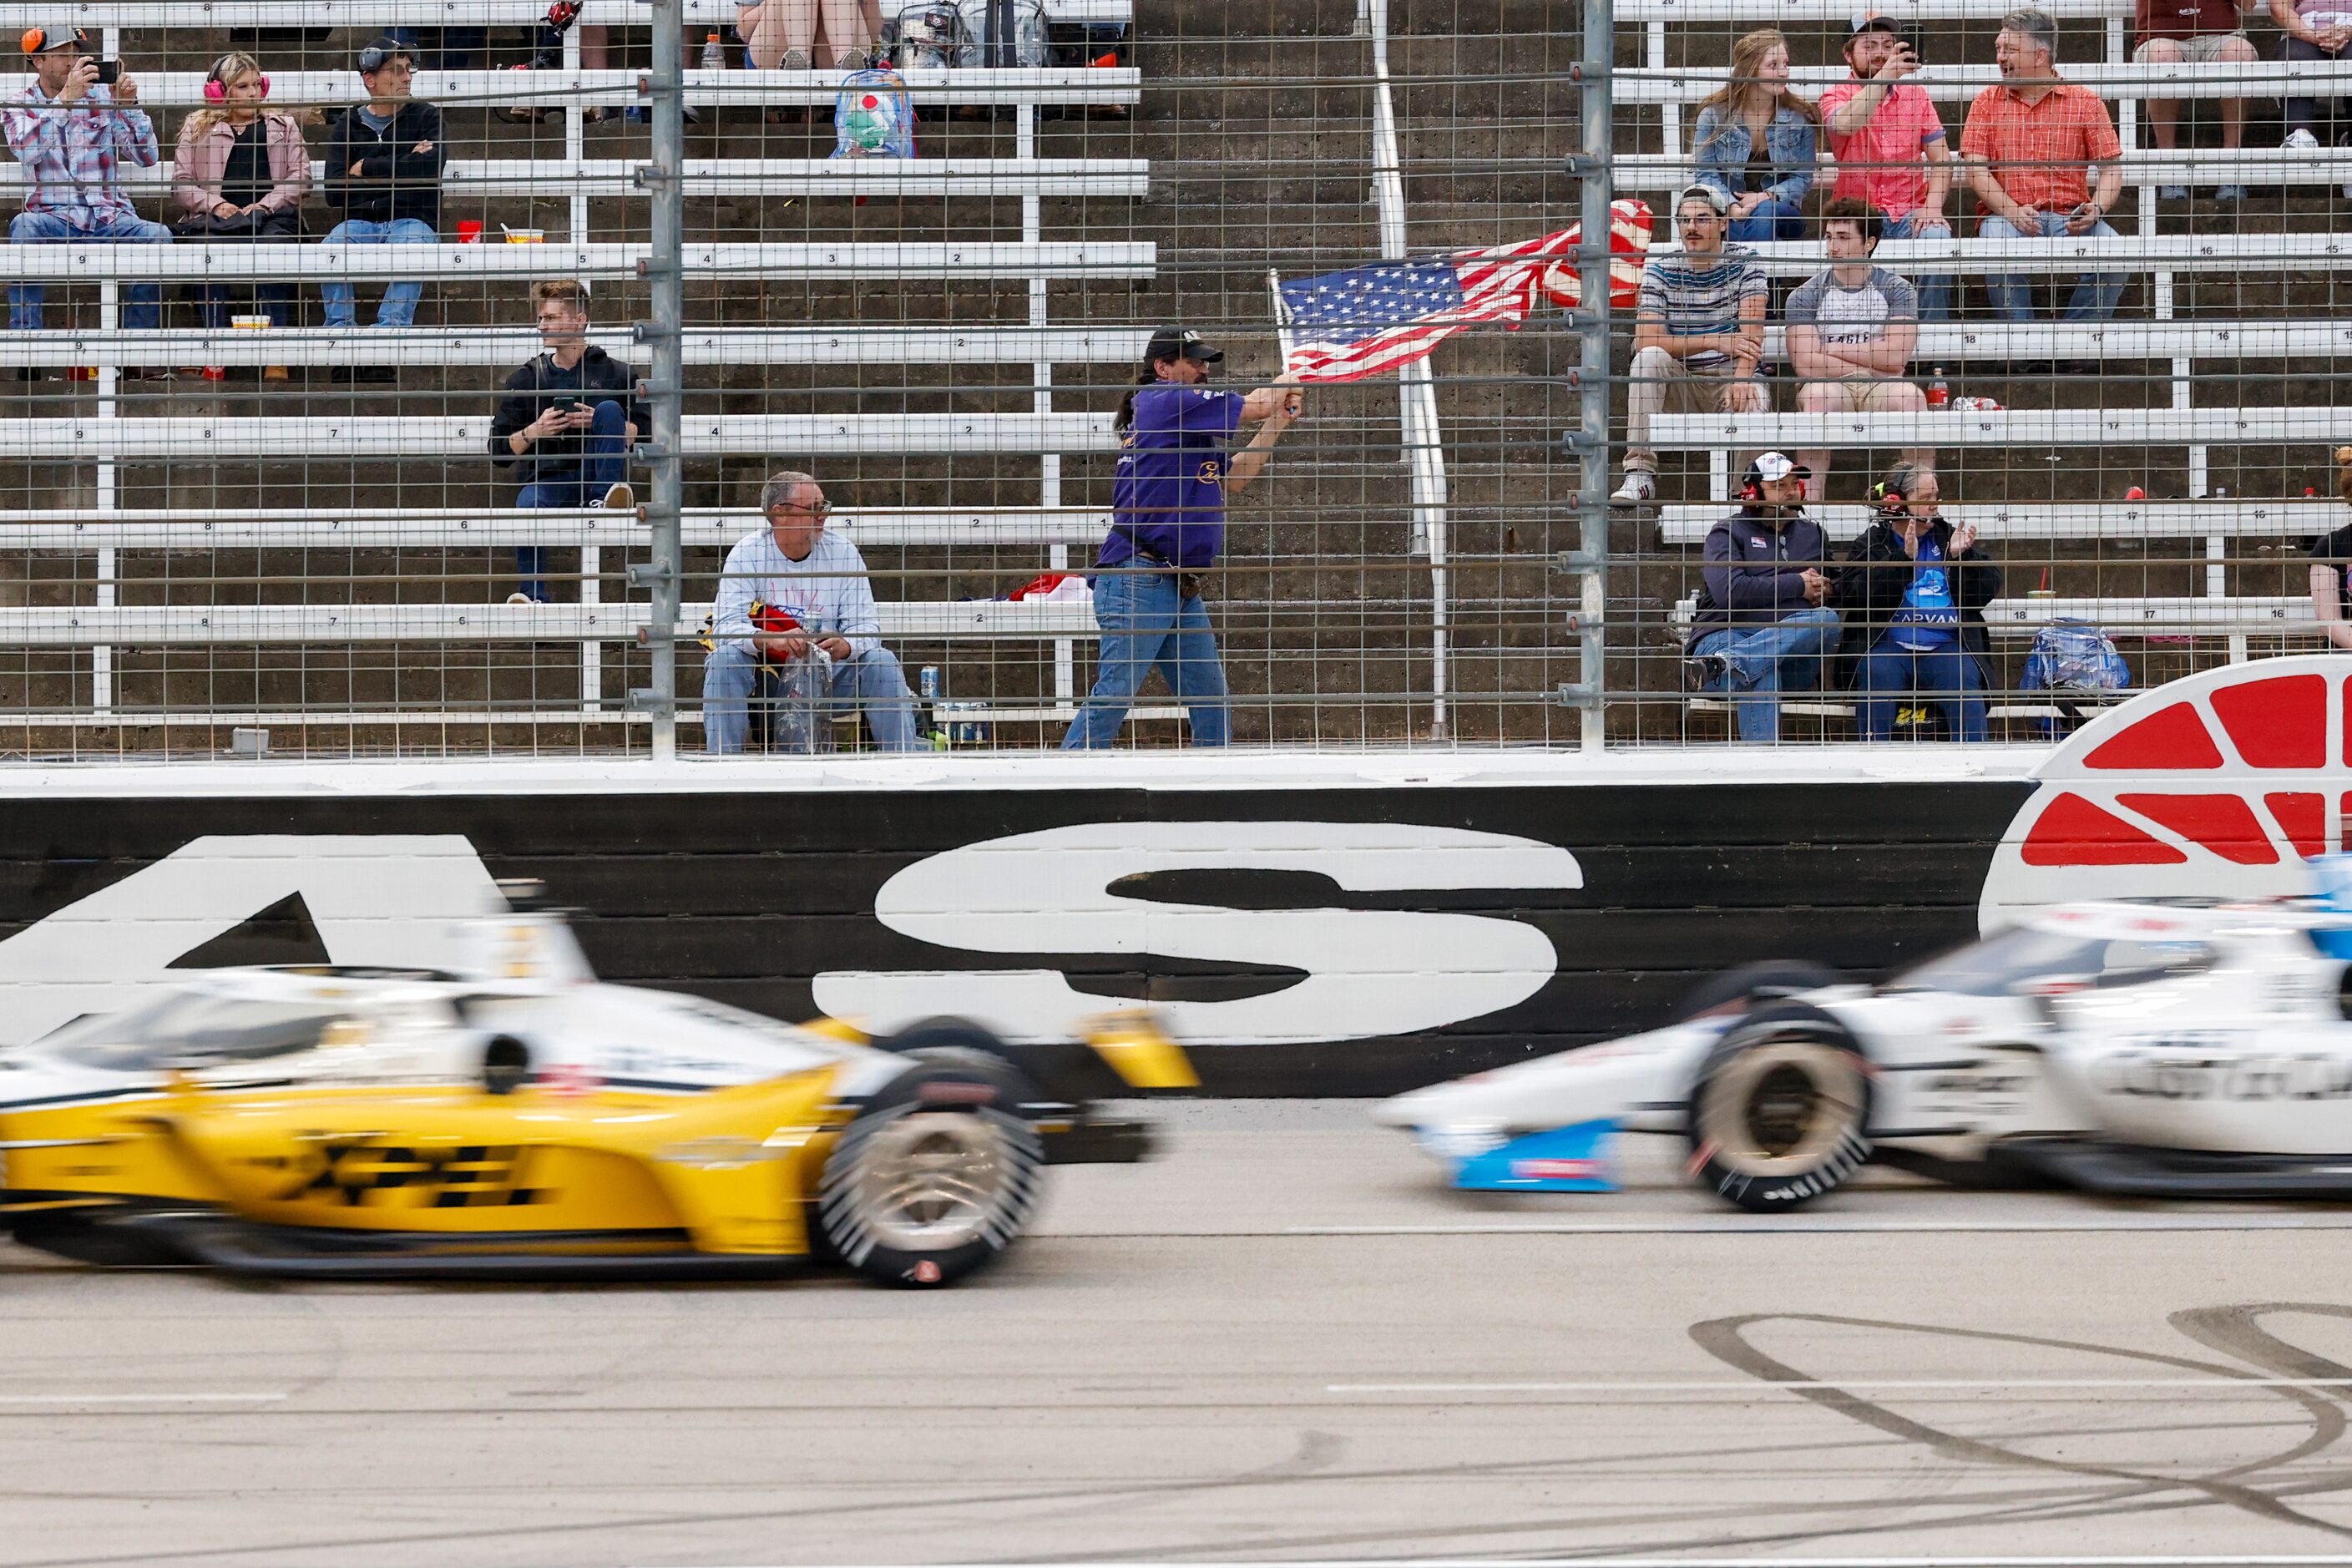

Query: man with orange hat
left=1, top=23, right=171, bottom=371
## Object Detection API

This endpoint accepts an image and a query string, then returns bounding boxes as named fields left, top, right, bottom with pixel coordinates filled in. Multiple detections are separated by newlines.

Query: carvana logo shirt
left=1097, top=383, right=1247, bottom=570
left=1890, top=534, right=1960, bottom=650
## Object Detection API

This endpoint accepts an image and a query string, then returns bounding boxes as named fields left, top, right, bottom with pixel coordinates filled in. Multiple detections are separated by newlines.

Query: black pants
left=173, top=208, right=301, bottom=329
left=2285, top=33, right=2350, bottom=139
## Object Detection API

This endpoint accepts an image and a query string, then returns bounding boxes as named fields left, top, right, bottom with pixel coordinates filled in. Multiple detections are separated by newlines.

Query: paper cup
left=457, top=220, right=484, bottom=243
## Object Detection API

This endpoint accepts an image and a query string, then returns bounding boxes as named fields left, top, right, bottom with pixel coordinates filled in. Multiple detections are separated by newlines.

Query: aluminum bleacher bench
left=0, top=67, right=1142, bottom=111
left=0, top=507, right=1113, bottom=549
left=0, top=159, right=1150, bottom=203
left=1648, top=405, right=2349, bottom=452
left=35, top=0, right=1129, bottom=23
left=1657, top=498, right=2334, bottom=545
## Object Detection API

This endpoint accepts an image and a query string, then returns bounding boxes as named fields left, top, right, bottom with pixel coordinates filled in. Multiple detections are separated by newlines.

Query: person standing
left=3, top=24, right=171, bottom=377
left=1820, top=12, right=1954, bottom=320
left=487, top=281, right=640, bottom=604
left=1061, top=329, right=1302, bottom=749
left=1691, top=28, right=1819, bottom=244
left=1683, top=452, right=1841, bottom=744
left=171, top=51, right=311, bottom=380
left=2136, top=0, right=2256, bottom=200
left=1834, top=463, right=2002, bottom=741
left=320, top=38, right=443, bottom=359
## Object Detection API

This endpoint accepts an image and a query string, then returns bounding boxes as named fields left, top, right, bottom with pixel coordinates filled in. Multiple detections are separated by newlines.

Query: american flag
left=1274, top=201, right=1653, bottom=384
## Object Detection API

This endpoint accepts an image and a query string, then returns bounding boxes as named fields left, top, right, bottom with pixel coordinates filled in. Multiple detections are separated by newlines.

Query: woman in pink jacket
left=171, top=51, right=313, bottom=377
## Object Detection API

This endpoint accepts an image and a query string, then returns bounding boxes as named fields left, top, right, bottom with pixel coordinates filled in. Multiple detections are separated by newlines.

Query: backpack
left=831, top=68, right=918, bottom=159
left=957, top=0, right=1050, bottom=68
left=883, top=3, right=968, bottom=70
left=2018, top=619, right=2130, bottom=694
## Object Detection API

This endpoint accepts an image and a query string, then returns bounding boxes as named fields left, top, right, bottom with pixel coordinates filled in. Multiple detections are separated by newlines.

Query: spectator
left=2275, top=0, right=2352, bottom=195
left=171, top=51, right=310, bottom=382
left=2137, top=0, right=2255, bottom=200
left=1611, top=184, right=1767, bottom=508
left=703, top=470, right=920, bottom=754
left=321, top=38, right=443, bottom=366
left=1062, top=329, right=1302, bottom=750
left=1788, top=198, right=1936, bottom=503
left=1684, top=451, right=1841, bottom=744
left=2306, top=446, right=2352, bottom=648
left=1960, top=8, right=2127, bottom=327
left=737, top=0, right=878, bottom=68
left=1821, top=12, right=1954, bottom=320
left=1834, top=463, right=2001, bottom=741
left=3, top=25, right=170, bottom=379
left=1692, top=28, right=1819, bottom=244
left=487, top=281, right=640, bottom=604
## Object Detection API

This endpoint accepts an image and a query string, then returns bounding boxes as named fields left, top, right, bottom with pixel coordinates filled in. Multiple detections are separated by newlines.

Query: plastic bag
left=2018, top=618, right=2131, bottom=693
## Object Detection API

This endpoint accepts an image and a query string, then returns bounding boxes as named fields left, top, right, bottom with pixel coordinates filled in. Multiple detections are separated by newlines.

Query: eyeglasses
left=771, top=500, right=831, bottom=518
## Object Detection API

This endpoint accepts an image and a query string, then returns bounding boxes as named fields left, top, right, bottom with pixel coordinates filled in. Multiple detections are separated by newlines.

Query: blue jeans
left=1978, top=210, right=2124, bottom=322
left=321, top=216, right=436, bottom=327
left=1856, top=637, right=1988, bottom=741
left=513, top=399, right=628, bottom=603
left=1728, top=196, right=1804, bottom=244
left=1062, top=568, right=1229, bottom=748
left=1692, top=606, right=1840, bottom=743
left=9, top=209, right=169, bottom=331
left=1881, top=211, right=1952, bottom=323
left=701, top=640, right=918, bottom=754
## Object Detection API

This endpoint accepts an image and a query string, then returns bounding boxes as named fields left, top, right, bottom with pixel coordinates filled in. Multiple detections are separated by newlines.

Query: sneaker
left=1683, top=651, right=1729, bottom=692
left=2288, top=128, right=2320, bottom=150
left=504, top=591, right=533, bottom=606
left=2157, top=184, right=2188, bottom=200
left=1610, top=468, right=1657, bottom=505
left=597, top=482, right=635, bottom=511
left=780, top=47, right=809, bottom=70
left=2215, top=184, right=2247, bottom=203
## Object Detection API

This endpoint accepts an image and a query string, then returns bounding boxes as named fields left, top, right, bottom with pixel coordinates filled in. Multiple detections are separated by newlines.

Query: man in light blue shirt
left=701, top=469, right=920, bottom=753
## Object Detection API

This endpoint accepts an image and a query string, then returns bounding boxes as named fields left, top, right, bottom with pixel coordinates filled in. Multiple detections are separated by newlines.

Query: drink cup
left=457, top=220, right=484, bottom=244
left=230, top=314, right=270, bottom=331
left=505, top=227, right=545, bottom=244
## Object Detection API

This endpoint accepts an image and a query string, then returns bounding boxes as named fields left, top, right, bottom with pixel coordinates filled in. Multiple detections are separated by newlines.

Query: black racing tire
left=1672, top=961, right=1844, bottom=1024
left=816, top=1063, right=1044, bottom=1288
left=1686, top=1012, right=1873, bottom=1213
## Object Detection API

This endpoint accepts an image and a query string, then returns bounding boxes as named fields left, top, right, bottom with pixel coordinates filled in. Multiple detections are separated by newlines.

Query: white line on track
left=1281, top=1215, right=2352, bottom=1235
left=1288, top=1558, right=2352, bottom=1566
left=1331, top=1376, right=2352, bottom=1393
left=0, top=1392, right=286, bottom=1405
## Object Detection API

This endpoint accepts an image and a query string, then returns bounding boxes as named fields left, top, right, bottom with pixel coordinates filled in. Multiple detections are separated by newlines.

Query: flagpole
left=1267, top=268, right=1295, bottom=370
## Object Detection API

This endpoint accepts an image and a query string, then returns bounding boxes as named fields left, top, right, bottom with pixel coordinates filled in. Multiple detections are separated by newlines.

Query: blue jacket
left=1692, top=103, right=1818, bottom=210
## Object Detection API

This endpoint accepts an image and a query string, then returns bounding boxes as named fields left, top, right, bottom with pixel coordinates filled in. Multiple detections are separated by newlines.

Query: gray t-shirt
left=1785, top=266, right=1918, bottom=349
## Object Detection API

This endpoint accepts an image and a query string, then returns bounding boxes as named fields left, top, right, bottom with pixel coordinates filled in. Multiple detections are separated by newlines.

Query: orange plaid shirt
left=1958, top=78, right=2121, bottom=215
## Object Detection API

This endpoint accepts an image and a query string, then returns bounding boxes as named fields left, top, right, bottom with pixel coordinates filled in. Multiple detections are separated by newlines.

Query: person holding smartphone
left=2, top=24, right=172, bottom=376
left=1821, top=12, right=1955, bottom=320
left=1960, top=6, right=2127, bottom=330
left=488, top=280, right=643, bottom=604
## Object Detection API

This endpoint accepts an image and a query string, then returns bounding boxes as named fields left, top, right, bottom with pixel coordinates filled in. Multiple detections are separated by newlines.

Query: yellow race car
left=0, top=891, right=1192, bottom=1287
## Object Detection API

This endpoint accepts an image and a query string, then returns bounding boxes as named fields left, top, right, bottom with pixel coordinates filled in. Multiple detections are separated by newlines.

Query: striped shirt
left=1958, top=78, right=2120, bottom=216
left=1, top=83, right=156, bottom=224
left=1635, top=245, right=1766, bottom=371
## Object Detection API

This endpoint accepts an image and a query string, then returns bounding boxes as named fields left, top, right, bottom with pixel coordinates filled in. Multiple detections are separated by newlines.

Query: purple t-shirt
left=1096, top=383, right=1247, bottom=570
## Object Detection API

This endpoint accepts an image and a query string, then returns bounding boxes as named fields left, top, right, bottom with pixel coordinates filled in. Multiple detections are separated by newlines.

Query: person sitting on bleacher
left=488, top=280, right=640, bottom=604
left=1960, top=7, right=2127, bottom=331
left=736, top=0, right=875, bottom=69
left=171, top=52, right=311, bottom=381
left=2137, top=0, right=2255, bottom=202
left=3, top=24, right=171, bottom=379
left=320, top=38, right=443, bottom=362
left=703, top=470, right=922, bottom=755
left=1682, top=452, right=1841, bottom=745
left=1611, top=184, right=1768, bottom=508
left=1691, top=28, right=1819, bottom=245
left=1833, top=462, right=2001, bottom=741
left=1822, top=12, right=1952, bottom=321
left=2276, top=0, right=2352, bottom=187
left=1788, top=198, right=1937, bottom=504
left=2305, top=446, right=2352, bottom=648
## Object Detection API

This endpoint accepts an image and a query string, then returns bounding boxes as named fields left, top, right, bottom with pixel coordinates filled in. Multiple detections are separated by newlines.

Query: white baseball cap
left=1748, top=451, right=1813, bottom=484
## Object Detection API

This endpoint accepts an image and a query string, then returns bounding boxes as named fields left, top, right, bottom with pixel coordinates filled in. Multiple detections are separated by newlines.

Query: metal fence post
left=638, top=0, right=686, bottom=761
left=1576, top=0, right=1613, bottom=751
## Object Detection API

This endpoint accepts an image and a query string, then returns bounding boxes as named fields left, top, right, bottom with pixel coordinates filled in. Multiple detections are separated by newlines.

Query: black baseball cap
left=1145, top=327, right=1223, bottom=367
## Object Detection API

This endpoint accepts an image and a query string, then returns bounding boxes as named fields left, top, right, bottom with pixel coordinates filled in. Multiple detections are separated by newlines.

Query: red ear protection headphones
left=202, top=55, right=269, bottom=101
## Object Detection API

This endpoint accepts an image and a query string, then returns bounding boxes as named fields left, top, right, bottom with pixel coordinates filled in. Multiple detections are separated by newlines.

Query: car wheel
left=1672, top=960, right=1844, bottom=1023
left=817, top=1078, right=1043, bottom=1288
left=1687, top=1016, right=1872, bottom=1213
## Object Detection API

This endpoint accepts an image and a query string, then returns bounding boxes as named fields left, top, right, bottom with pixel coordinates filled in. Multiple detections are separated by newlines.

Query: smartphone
left=93, top=60, right=119, bottom=85
left=1897, top=25, right=1924, bottom=64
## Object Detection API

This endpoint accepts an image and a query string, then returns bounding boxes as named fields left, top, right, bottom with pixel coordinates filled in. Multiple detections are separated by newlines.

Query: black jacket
left=1830, top=514, right=2002, bottom=684
left=1686, top=506, right=1832, bottom=645
left=488, top=347, right=645, bottom=484
left=322, top=99, right=444, bottom=226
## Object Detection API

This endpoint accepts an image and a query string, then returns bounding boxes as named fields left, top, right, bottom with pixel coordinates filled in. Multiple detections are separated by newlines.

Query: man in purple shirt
left=3, top=25, right=171, bottom=374
left=1062, top=327, right=1302, bottom=749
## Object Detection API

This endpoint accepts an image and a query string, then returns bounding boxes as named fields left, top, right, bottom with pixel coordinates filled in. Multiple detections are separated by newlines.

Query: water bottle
left=701, top=32, right=725, bottom=69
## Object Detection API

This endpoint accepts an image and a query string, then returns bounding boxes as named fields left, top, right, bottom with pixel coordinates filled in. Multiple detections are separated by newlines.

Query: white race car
left=1375, top=894, right=2352, bottom=1211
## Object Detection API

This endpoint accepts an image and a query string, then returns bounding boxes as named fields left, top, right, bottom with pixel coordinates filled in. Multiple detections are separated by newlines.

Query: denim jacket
left=1692, top=103, right=1818, bottom=209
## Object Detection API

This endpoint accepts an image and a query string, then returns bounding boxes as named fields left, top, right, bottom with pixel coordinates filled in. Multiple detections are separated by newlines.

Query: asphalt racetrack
left=15, top=1101, right=2352, bottom=1565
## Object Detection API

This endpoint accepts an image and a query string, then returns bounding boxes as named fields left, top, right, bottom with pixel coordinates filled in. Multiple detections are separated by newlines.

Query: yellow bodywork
left=1, top=1069, right=852, bottom=1257
left=1086, top=1012, right=1200, bottom=1090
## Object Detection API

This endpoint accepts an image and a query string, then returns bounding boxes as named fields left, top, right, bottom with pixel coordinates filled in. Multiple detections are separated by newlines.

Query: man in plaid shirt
left=3, top=24, right=171, bottom=369
left=1960, top=7, right=2126, bottom=329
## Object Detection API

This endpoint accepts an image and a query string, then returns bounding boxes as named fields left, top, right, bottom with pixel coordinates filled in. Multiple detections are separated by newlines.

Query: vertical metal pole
left=1576, top=0, right=1613, bottom=751
left=645, top=0, right=685, bottom=760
